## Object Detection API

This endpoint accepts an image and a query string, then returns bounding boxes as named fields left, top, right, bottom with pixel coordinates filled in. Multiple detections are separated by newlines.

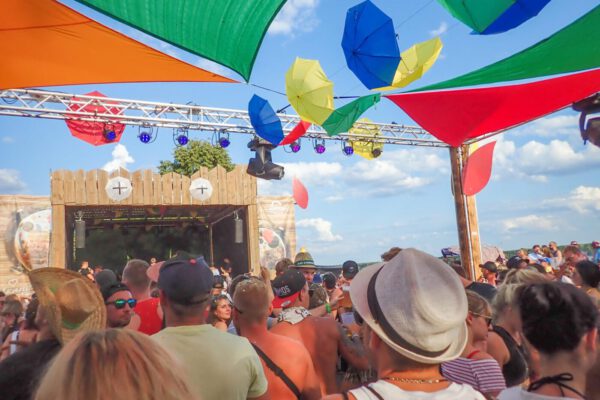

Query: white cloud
left=268, top=0, right=320, bottom=37
left=429, top=21, right=448, bottom=36
left=102, top=144, right=134, bottom=172
left=493, top=137, right=600, bottom=181
left=324, top=195, right=343, bottom=203
left=501, top=214, right=556, bottom=233
left=257, top=161, right=342, bottom=197
left=297, top=218, right=342, bottom=241
left=1, top=137, right=15, bottom=143
left=543, top=186, right=600, bottom=214
left=0, top=169, right=26, bottom=193
left=507, top=115, right=579, bottom=138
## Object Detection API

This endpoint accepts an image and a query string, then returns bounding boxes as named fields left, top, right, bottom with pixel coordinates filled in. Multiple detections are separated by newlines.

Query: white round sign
left=105, top=176, right=133, bottom=201
left=189, top=178, right=213, bottom=201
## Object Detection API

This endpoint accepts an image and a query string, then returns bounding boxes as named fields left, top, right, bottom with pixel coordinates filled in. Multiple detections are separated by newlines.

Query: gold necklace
left=383, top=376, right=448, bottom=384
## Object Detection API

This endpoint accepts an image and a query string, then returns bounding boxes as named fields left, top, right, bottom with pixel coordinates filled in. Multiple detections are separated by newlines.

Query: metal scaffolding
left=0, top=88, right=449, bottom=148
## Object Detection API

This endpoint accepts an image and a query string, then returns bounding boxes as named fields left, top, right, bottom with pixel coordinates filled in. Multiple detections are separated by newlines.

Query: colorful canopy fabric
left=286, top=58, right=335, bottom=126
left=341, top=0, right=400, bottom=89
left=248, top=95, right=284, bottom=145
left=0, top=0, right=234, bottom=90
left=462, top=142, right=496, bottom=196
left=349, top=119, right=384, bottom=160
left=387, top=68, right=600, bottom=147
left=436, top=0, right=550, bottom=34
left=280, top=121, right=311, bottom=146
left=66, top=91, right=125, bottom=146
left=416, top=5, right=600, bottom=92
left=321, top=94, right=381, bottom=136
left=375, top=37, right=443, bottom=91
left=75, top=0, right=285, bottom=81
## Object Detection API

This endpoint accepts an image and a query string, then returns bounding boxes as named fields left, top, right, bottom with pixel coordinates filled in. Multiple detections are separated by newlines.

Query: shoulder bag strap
left=251, top=343, right=302, bottom=399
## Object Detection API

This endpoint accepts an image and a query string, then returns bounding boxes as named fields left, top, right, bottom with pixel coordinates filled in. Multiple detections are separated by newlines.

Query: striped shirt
left=442, top=357, right=507, bottom=395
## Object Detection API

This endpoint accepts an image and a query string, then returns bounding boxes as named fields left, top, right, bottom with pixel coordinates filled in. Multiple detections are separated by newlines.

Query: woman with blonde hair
left=35, top=329, right=198, bottom=400
left=208, top=293, right=233, bottom=332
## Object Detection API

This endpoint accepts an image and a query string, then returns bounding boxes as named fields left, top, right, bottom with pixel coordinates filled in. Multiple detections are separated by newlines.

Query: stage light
left=342, top=143, right=354, bottom=156
left=103, top=125, right=117, bottom=142
left=247, top=138, right=285, bottom=180
left=574, top=94, right=600, bottom=148
left=219, top=137, right=230, bottom=148
left=290, top=141, right=301, bottom=153
left=173, top=128, right=189, bottom=146
left=313, top=139, right=326, bottom=154
left=371, top=147, right=382, bottom=158
left=139, top=132, right=152, bottom=143
left=177, top=135, right=189, bottom=146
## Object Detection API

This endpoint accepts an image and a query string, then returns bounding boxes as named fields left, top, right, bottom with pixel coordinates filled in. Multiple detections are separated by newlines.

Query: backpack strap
left=251, top=343, right=301, bottom=399
left=365, top=385, right=385, bottom=400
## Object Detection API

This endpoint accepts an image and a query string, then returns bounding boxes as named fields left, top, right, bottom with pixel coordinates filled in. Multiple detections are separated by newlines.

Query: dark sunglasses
left=471, top=312, right=492, bottom=327
left=105, top=298, right=137, bottom=309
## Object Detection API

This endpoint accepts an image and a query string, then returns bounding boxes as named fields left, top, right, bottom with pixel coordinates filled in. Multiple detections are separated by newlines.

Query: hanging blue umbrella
left=480, top=0, right=552, bottom=35
left=341, top=0, right=400, bottom=90
left=248, top=95, right=284, bottom=145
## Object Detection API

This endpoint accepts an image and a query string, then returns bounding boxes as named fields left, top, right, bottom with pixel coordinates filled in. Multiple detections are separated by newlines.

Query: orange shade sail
left=0, top=0, right=236, bottom=90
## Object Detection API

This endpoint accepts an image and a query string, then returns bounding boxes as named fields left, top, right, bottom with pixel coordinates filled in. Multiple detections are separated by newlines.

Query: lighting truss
left=0, top=88, right=449, bottom=148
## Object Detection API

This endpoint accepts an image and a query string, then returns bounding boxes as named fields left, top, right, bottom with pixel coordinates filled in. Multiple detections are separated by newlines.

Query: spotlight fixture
left=247, top=138, right=285, bottom=180
left=573, top=94, right=600, bottom=147
left=138, top=126, right=155, bottom=144
left=218, top=131, right=230, bottom=148
left=371, top=147, right=382, bottom=158
left=313, top=139, right=326, bottom=154
left=342, top=142, right=354, bottom=156
left=103, top=124, right=117, bottom=142
left=290, top=141, right=301, bottom=153
left=173, top=128, right=189, bottom=146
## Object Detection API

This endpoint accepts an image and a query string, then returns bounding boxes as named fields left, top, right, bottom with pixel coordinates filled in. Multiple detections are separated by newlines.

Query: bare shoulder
left=470, top=350, right=496, bottom=362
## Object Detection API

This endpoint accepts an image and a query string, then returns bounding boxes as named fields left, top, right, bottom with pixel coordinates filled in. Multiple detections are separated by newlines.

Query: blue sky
left=1, top=0, right=599, bottom=264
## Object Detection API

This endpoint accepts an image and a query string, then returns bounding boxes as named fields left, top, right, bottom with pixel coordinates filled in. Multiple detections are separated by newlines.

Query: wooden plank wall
left=50, top=165, right=259, bottom=271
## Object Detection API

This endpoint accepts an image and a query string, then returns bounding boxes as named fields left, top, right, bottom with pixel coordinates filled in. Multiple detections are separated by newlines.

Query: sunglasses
left=105, top=298, right=137, bottom=309
left=471, top=312, right=492, bottom=327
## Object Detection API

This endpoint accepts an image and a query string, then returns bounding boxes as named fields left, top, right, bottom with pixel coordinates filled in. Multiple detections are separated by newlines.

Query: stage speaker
left=234, top=218, right=244, bottom=244
left=75, top=219, right=86, bottom=249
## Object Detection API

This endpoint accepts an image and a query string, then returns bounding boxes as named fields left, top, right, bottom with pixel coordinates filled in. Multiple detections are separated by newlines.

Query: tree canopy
left=158, top=140, right=235, bottom=175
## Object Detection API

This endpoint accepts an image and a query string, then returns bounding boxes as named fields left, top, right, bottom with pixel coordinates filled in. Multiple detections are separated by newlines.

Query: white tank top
left=348, top=380, right=486, bottom=399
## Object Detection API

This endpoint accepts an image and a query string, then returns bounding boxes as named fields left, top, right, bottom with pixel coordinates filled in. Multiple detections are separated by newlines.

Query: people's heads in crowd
left=380, top=246, right=402, bottom=262
left=272, top=269, right=308, bottom=309
left=102, top=282, right=135, bottom=328
left=570, top=240, right=580, bottom=248
left=94, top=269, right=117, bottom=289
left=28, top=268, right=106, bottom=344
left=342, top=260, right=359, bottom=281
left=150, top=257, right=157, bottom=264
left=209, top=294, right=232, bottom=323
left=80, top=260, right=89, bottom=269
left=573, top=260, right=600, bottom=289
left=532, top=244, right=542, bottom=255
left=158, top=257, right=213, bottom=322
left=465, top=290, right=492, bottom=343
left=563, top=245, right=587, bottom=266
left=0, top=290, right=6, bottom=307
left=23, top=297, right=39, bottom=330
left=518, top=282, right=597, bottom=366
left=312, top=273, right=323, bottom=284
left=122, top=259, right=151, bottom=294
left=233, top=279, right=271, bottom=327
left=211, top=275, right=225, bottom=296
left=549, top=241, right=559, bottom=251
left=322, top=272, right=337, bottom=290
left=351, top=248, right=468, bottom=366
left=93, top=265, right=104, bottom=275
left=492, top=269, right=547, bottom=325
left=292, top=248, right=317, bottom=283
left=593, top=241, right=600, bottom=249
left=480, top=261, right=498, bottom=278
left=541, top=245, right=552, bottom=257
left=1, top=297, right=23, bottom=331
left=516, top=249, right=527, bottom=258
left=34, top=329, right=198, bottom=400
left=308, top=283, right=328, bottom=309
left=507, top=255, right=529, bottom=270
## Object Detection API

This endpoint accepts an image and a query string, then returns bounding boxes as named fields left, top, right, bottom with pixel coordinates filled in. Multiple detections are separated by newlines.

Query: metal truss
left=0, top=88, right=449, bottom=148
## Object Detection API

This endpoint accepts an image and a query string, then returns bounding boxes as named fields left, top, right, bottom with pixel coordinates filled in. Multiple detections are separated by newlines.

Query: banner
left=0, top=196, right=51, bottom=295
left=257, top=196, right=296, bottom=271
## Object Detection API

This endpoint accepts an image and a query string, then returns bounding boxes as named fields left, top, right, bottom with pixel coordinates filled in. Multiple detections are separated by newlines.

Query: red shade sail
left=462, top=142, right=496, bottom=196
left=386, top=69, right=600, bottom=147
left=66, top=91, right=125, bottom=146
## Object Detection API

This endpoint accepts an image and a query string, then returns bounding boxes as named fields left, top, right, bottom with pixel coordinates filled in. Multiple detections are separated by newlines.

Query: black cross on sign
left=195, top=185, right=208, bottom=194
left=113, top=181, right=127, bottom=195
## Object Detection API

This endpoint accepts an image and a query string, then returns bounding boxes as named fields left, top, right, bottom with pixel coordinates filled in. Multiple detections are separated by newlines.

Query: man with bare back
left=270, top=269, right=369, bottom=395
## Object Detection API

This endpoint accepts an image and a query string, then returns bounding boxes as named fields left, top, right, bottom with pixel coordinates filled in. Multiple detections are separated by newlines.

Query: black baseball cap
left=272, top=269, right=306, bottom=309
left=342, top=260, right=359, bottom=279
left=479, top=261, right=498, bottom=273
left=101, top=282, right=130, bottom=302
left=158, top=257, right=213, bottom=305
left=213, top=275, right=225, bottom=289
left=507, top=256, right=528, bottom=270
left=322, top=272, right=337, bottom=290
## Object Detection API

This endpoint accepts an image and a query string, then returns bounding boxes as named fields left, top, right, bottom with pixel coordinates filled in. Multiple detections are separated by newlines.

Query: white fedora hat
left=350, top=248, right=467, bottom=364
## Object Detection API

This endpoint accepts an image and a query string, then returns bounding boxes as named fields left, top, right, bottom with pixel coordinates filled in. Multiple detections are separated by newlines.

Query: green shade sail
left=321, top=94, right=381, bottom=136
left=75, top=0, right=286, bottom=81
left=437, top=0, right=514, bottom=33
left=415, top=5, right=600, bottom=92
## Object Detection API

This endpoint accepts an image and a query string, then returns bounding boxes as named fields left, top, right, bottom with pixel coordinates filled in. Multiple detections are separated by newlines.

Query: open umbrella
left=280, top=120, right=311, bottom=146
left=292, top=177, right=309, bottom=209
left=349, top=118, right=384, bottom=160
left=248, top=95, right=284, bottom=145
left=66, top=91, right=125, bottom=146
left=286, top=58, right=334, bottom=125
left=342, top=0, right=400, bottom=89
left=322, top=94, right=381, bottom=136
left=375, top=37, right=443, bottom=91
left=481, top=0, right=552, bottom=34
left=462, top=141, right=496, bottom=196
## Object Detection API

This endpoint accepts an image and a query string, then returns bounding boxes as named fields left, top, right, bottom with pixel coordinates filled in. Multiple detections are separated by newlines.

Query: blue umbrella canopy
left=248, top=95, right=284, bottom=145
left=342, top=0, right=400, bottom=90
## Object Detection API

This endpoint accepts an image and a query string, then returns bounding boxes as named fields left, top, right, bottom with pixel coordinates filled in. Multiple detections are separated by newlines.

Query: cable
left=249, top=83, right=287, bottom=96
left=394, top=0, right=435, bottom=31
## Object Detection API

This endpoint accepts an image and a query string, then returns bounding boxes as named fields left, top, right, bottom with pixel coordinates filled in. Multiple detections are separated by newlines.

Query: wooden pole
left=449, top=146, right=473, bottom=278
left=208, top=223, right=214, bottom=267
left=461, top=145, right=483, bottom=280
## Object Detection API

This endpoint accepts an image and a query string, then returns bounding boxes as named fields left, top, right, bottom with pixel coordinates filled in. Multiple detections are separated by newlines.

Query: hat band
left=367, top=265, right=449, bottom=359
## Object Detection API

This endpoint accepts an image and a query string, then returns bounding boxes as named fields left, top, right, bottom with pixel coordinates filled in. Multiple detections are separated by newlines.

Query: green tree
left=158, top=140, right=235, bottom=175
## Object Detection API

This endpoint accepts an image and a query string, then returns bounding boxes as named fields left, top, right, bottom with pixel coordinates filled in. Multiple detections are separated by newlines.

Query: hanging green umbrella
left=321, top=94, right=381, bottom=136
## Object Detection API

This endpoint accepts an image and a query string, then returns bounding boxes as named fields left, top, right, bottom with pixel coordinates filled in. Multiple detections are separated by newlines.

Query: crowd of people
left=0, top=239, right=599, bottom=400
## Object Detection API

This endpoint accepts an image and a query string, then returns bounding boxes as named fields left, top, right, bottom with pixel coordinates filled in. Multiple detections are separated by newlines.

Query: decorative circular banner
left=14, top=209, right=52, bottom=271
left=105, top=176, right=133, bottom=201
left=189, top=178, right=213, bottom=201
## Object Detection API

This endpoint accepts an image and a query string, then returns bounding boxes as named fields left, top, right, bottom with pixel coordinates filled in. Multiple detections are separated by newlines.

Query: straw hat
left=350, top=248, right=468, bottom=364
left=293, top=247, right=316, bottom=269
left=28, top=268, right=106, bottom=344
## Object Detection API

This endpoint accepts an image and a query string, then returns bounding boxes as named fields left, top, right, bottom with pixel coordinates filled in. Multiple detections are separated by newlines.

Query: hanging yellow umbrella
left=375, top=37, right=443, bottom=91
left=285, top=58, right=334, bottom=125
left=349, top=118, right=384, bottom=160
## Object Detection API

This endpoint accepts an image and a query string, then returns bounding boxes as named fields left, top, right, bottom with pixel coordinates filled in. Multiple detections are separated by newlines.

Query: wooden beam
left=449, top=147, right=473, bottom=279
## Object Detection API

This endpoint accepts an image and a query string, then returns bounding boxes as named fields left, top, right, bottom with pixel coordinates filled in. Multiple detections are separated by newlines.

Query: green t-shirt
left=153, top=324, right=267, bottom=400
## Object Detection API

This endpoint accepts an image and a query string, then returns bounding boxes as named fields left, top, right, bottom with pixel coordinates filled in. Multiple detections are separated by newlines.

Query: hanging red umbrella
left=293, top=177, right=309, bottom=209
left=280, top=120, right=311, bottom=146
left=65, top=91, right=125, bottom=146
left=462, top=141, right=496, bottom=196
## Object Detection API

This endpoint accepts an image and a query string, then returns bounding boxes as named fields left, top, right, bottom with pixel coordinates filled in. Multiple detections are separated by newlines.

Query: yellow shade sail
left=285, top=58, right=334, bottom=125
left=0, top=0, right=235, bottom=90
left=375, top=37, right=443, bottom=91
left=349, top=118, right=384, bottom=160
